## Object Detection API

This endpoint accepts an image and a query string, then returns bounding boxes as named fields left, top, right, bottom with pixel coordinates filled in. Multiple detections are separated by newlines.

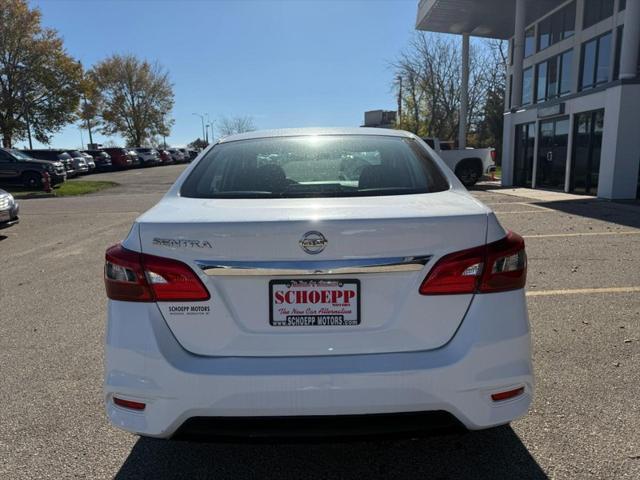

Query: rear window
left=180, top=135, right=449, bottom=199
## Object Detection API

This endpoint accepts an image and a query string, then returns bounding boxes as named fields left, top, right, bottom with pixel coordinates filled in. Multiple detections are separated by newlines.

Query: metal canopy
left=416, top=0, right=565, bottom=39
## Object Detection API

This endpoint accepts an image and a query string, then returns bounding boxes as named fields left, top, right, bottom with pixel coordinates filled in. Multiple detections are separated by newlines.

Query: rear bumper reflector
left=491, top=387, right=525, bottom=402
left=113, top=397, right=146, bottom=411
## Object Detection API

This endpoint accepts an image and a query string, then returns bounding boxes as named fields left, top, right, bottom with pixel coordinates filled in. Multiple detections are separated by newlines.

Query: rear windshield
left=180, top=135, right=449, bottom=198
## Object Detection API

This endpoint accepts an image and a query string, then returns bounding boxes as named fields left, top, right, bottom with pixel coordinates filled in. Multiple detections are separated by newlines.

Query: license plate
left=269, top=279, right=360, bottom=327
left=0, top=210, right=10, bottom=222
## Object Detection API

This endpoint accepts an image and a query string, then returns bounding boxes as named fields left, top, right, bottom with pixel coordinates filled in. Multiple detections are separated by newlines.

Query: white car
left=167, top=148, right=185, bottom=163
left=104, top=127, right=532, bottom=438
left=422, top=137, right=496, bottom=187
left=133, top=147, right=161, bottom=167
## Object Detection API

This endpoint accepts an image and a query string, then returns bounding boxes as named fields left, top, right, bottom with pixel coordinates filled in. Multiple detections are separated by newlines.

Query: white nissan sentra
left=104, top=127, right=533, bottom=438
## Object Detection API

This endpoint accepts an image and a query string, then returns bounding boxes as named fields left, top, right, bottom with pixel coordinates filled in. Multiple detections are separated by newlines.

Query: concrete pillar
left=619, top=0, right=640, bottom=79
left=459, top=33, right=469, bottom=149
left=597, top=84, right=640, bottom=199
left=564, top=114, right=576, bottom=192
left=501, top=113, right=514, bottom=186
left=511, top=0, right=527, bottom=107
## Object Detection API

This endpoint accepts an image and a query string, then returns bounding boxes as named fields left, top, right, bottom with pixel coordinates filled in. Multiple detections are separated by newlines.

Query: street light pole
left=192, top=113, right=205, bottom=142
left=25, top=108, right=33, bottom=149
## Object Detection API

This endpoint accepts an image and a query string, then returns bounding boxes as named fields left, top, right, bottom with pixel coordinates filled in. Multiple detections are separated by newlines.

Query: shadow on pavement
left=532, top=198, right=640, bottom=229
left=115, top=425, right=547, bottom=480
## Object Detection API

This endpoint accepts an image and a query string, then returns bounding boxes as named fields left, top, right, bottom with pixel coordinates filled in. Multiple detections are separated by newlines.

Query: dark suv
left=0, top=148, right=67, bottom=188
left=84, top=150, right=113, bottom=171
left=22, top=149, right=76, bottom=177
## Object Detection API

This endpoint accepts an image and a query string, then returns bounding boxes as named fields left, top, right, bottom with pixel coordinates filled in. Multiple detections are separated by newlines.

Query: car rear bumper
left=105, top=290, right=533, bottom=438
left=0, top=204, right=19, bottom=230
left=51, top=173, right=67, bottom=185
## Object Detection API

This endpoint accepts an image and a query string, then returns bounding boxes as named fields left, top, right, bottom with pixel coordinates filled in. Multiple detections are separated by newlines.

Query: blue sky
left=27, top=0, right=418, bottom=149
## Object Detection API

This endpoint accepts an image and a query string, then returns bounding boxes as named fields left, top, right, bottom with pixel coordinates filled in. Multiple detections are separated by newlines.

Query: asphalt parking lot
left=1, top=165, right=639, bottom=479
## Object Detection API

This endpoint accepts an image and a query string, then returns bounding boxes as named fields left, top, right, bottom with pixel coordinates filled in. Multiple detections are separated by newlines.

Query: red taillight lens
left=419, top=231, right=526, bottom=295
left=480, top=232, right=527, bottom=293
left=113, top=396, right=146, bottom=411
left=104, top=244, right=210, bottom=302
left=490, top=149, right=497, bottom=162
left=491, top=386, right=525, bottom=402
left=418, top=245, right=485, bottom=295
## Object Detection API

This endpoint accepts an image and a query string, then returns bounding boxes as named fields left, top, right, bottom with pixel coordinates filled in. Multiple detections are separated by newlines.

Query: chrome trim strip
left=197, top=256, right=432, bottom=276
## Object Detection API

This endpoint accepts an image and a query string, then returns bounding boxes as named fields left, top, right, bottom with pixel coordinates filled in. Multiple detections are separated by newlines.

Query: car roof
left=217, top=127, right=415, bottom=144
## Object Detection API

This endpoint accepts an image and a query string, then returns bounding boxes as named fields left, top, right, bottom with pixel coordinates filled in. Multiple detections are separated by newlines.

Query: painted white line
left=523, top=231, right=640, bottom=238
left=497, top=210, right=551, bottom=214
left=527, top=286, right=640, bottom=297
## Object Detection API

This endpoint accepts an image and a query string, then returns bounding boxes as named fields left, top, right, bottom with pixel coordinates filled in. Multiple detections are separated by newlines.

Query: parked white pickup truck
left=422, top=137, right=496, bottom=187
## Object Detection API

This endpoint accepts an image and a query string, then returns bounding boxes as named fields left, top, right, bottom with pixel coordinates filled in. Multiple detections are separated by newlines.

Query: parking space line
left=527, top=286, right=640, bottom=297
left=523, top=231, right=640, bottom=238
left=497, top=210, right=551, bottom=214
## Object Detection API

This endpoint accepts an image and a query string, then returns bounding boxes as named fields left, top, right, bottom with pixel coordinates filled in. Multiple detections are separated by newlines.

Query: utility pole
left=161, top=111, right=168, bottom=149
left=83, top=95, right=93, bottom=147
left=192, top=113, right=205, bottom=142
left=25, top=108, right=33, bottom=149
left=396, top=75, right=403, bottom=126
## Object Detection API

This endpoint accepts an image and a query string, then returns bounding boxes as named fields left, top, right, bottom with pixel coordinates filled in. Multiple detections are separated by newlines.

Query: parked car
left=103, top=128, right=531, bottom=438
left=178, top=148, right=193, bottom=162
left=0, top=189, right=19, bottom=230
left=133, top=148, right=161, bottom=167
left=78, top=151, right=96, bottom=172
left=422, top=137, right=496, bottom=187
left=167, top=148, right=185, bottom=163
left=67, top=150, right=90, bottom=174
left=157, top=149, right=173, bottom=165
left=1, top=148, right=67, bottom=187
left=22, top=149, right=76, bottom=177
left=101, top=148, right=133, bottom=169
left=84, top=150, right=113, bottom=171
left=187, top=149, right=198, bottom=161
left=125, top=149, right=141, bottom=168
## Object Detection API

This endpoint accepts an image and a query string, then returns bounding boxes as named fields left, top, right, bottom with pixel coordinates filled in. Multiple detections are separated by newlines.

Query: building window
left=580, top=32, right=612, bottom=90
left=619, top=0, right=626, bottom=11
left=522, top=67, right=533, bottom=105
left=583, top=0, right=614, bottom=29
left=536, top=61, right=548, bottom=102
left=614, top=26, right=623, bottom=80
left=537, top=2, right=576, bottom=51
left=535, top=50, right=574, bottom=103
left=525, top=27, right=535, bottom=57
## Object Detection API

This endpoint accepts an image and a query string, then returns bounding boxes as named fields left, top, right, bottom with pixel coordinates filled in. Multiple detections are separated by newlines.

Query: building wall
left=502, top=0, right=639, bottom=199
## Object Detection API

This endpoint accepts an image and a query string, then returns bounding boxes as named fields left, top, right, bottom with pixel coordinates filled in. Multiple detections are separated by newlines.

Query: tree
left=188, top=138, right=208, bottom=150
left=392, top=33, right=505, bottom=148
left=91, top=54, right=174, bottom=147
left=0, top=0, right=82, bottom=147
left=217, top=115, right=256, bottom=136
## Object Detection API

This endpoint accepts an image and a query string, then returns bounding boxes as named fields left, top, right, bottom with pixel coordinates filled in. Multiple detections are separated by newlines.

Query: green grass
left=6, top=180, right=118, bottom=199
left=494, top=166, right=502, bottom=179
left=55, top=180, right=118, bottom=196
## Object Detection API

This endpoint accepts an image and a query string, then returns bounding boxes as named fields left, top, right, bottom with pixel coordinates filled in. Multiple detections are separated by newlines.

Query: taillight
left=104, top=244, right=210, bottom=302
left=419, top=231, right=526, bottom=295
left=490, top=149, right=497, bottom=162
